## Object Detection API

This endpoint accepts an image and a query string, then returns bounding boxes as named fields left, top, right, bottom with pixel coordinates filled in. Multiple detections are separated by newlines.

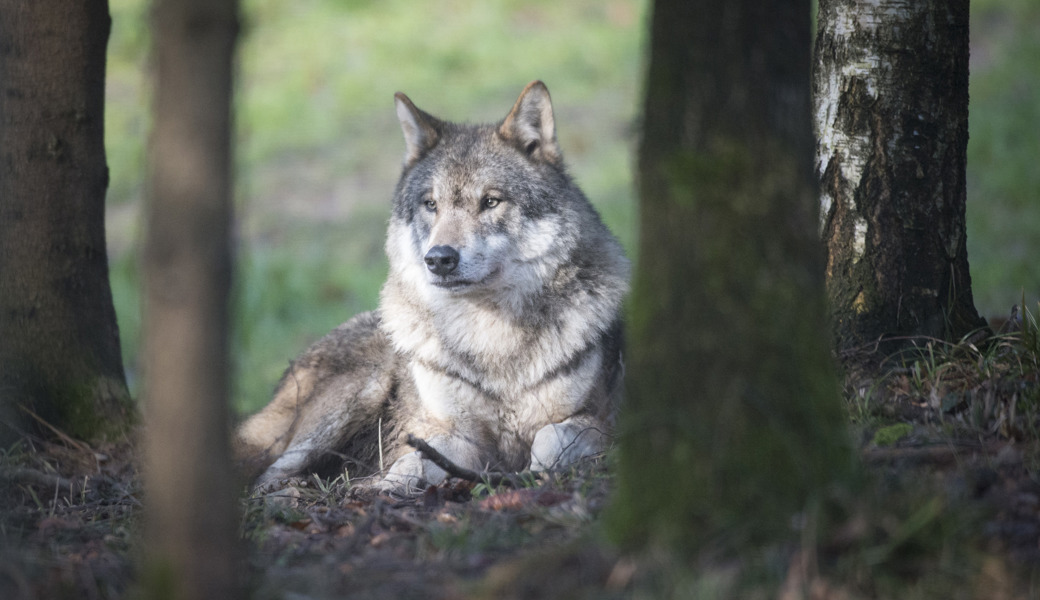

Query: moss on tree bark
left=0, top=0, right=134, bottom=446
left=608, top=0, right=856, bottom=555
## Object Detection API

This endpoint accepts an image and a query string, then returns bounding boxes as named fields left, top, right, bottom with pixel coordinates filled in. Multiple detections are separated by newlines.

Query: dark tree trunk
left=141, top=0, right=242, bottom=597
left=813, top=0, right=988, bottom=361
left=609, top=0, right=854, bottom=555
left=0, top=0, right=133, bottom=446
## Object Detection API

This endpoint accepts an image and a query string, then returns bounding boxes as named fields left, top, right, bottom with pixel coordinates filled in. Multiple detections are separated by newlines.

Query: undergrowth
left=844, top=302, right=1040, bottom=443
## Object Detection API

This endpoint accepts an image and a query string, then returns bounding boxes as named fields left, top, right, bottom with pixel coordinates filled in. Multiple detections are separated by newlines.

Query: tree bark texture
left=0, top=0, right=133, bottom=446
left=608, top=0, right=854, bottom=554
left=142, top=0, right=242, bottom=597
left=814, top=0, right=987, bottom=360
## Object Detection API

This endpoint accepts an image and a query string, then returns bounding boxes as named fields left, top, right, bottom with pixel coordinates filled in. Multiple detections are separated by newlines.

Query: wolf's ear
left=499, top=81, right=561, bottom=165
left=395, top=92, right=441, bottom=166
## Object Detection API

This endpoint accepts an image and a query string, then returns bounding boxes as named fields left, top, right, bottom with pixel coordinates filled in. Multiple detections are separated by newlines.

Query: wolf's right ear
left=499, top=81, right=561, bottom=165
left=395, top=92, right=441, bottom=167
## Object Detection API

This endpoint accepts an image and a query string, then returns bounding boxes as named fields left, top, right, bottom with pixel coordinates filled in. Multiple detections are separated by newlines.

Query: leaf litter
left=4, top=323, right=1040, bottom=598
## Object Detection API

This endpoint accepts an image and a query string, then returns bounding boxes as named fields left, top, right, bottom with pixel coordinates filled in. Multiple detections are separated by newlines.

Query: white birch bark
left=813, top=0, right=986, bottom=359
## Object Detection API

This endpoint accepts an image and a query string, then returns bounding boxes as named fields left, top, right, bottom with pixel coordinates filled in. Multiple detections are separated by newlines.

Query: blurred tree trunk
left=813, top=0, right=988, bottom=363
left=609, top=0, right=855, bottom=554
left=0, top=0, right=134, bottom=447
left=141, top=0, right=242, bottom=598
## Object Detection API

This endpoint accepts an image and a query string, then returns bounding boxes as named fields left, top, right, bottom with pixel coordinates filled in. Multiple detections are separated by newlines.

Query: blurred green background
left=104, top=0, right=1039, bottom=414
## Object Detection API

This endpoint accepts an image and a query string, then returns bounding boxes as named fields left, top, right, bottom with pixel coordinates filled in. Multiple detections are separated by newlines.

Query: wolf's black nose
left=424, top=245, right=460, bottom=276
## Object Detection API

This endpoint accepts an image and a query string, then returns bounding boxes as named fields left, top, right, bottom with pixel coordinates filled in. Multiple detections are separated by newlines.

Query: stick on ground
left=405, top=434, right=518, bottom=488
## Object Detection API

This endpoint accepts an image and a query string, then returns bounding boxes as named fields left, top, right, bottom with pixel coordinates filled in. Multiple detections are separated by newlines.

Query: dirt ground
left=2, top=408, right=1040, bottom=599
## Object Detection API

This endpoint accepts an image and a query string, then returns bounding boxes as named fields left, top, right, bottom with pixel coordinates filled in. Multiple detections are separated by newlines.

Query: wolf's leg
left=251, top=410, right=348, bottom=491
left=235, top=311, right=395, bottom=488
left=254, top=439, right=320, bottom=490
left=251, top=365, right=393, bottom=490
left=233, top=363, right=319, bottom=482
left=530, top=415, right=610, bottom=472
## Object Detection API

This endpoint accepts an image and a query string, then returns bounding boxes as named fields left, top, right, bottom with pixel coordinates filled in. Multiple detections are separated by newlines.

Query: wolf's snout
left=424, top=245, right=460, bottom=276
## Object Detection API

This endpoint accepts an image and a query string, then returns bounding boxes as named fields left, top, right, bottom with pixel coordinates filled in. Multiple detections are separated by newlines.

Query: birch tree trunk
left=608, top=0, right=855, bottom=555
left=814, top=0, right=988, bottom=362
left=0, top=0, right=134, bottom=446
left=141, top=0, right=242, bottom=597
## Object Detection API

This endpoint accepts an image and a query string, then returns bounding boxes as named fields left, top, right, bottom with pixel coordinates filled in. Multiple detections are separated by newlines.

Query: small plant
left=310, top=471, right=349, bottom=499
left=845, top=378, right=883, bottom=425
left=1018, top=299, right=1040, bottom=361
left=872, top=423, right=913, bottom=447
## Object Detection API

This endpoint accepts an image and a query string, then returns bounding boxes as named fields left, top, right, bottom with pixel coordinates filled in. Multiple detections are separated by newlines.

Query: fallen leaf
left=37, top=516, right=80, bottom=532
left=478, top=489, right=571, bottom=511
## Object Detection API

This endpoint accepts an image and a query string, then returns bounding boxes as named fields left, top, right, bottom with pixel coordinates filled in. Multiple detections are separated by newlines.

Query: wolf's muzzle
left=424, top=245, right=460, bottom=276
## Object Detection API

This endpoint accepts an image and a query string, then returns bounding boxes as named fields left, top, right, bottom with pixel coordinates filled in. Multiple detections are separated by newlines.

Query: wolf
left=234, top=81, right=629, bottom=493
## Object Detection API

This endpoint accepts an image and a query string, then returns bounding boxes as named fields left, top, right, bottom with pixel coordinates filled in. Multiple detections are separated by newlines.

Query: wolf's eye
left=482, top=195, right=500, bottom=210
left=423, top=199, right=437, bottom=212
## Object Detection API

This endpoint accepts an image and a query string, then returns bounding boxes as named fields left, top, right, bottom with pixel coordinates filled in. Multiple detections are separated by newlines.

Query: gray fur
left=235, top=81, right=629, bottom=493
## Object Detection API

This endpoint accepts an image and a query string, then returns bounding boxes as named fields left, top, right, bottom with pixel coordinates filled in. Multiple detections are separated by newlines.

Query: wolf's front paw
left=381, top=451, right=447, bottom=494
left=530, top=421, right=607, bottom=472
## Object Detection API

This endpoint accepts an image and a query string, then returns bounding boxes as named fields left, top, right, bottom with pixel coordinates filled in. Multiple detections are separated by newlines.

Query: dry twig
left=0, top=466, right=82, bottom=494
left=405, top=434, right=519, bottom=488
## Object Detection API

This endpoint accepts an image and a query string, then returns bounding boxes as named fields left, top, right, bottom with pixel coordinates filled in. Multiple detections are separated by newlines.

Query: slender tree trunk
left=609, top=0, right=854, bottom=555
left=0, top=0, right=133, bottom=446
left=141, top=0, right=242, bottom=597
left=813, top=0, right=988, bottom=361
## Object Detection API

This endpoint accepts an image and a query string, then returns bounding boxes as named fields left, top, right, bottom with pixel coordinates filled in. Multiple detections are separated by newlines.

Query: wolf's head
left=384, top=81, right=611, bottom=312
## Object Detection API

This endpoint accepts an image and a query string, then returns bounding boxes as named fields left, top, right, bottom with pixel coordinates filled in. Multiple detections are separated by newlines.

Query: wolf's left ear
left=395, top=92, right=441, bottom=167
left=499, top=81, right=561, bottom=165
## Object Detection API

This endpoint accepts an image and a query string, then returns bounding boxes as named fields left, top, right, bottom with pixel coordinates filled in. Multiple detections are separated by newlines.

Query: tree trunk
left=0, top=0, right=133, bottom=446
left=141, top=0, right=242, bottom=598
left=813, top=0, right=988, bottom=361
left=608, top=0, right=854, bottom=555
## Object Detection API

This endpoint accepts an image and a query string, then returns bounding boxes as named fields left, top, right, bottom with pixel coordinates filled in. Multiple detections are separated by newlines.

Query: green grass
left=232, top=215, right=389, bottom=409
left=103, top=0, right=1038, bottom=414
left=967, top=0, right=1040, bottom=317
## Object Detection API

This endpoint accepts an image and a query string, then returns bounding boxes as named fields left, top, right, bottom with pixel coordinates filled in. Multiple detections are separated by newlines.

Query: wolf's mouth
left=431, top=279, right=473, bottom=290
left=430, top=267, right=502, bottom=291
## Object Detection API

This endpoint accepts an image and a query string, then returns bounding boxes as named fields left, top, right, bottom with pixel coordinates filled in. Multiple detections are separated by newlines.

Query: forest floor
left=2, top=324, right=1040, bottom=599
